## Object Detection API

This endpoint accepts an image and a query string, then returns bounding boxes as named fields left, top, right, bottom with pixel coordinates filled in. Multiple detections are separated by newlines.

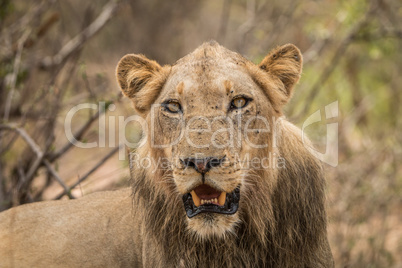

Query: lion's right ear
left=249, top=44, right=302, bottom=113
left=258, top=44, right=302, bottom=98
left=116, top=54, right=168, bottom=114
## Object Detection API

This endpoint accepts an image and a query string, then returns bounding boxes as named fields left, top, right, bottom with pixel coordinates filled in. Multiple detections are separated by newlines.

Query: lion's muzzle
left=181, top=157, right=224, bottom=174
left=182, top=184, right=240, bottom=218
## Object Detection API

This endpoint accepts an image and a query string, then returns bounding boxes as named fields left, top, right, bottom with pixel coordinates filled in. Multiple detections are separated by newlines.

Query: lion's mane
left=130, top=122, right=331, bottom=267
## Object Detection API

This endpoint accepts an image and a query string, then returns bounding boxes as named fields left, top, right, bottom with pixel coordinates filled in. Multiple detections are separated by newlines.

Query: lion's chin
left=186, top=213, right=240, bottom=239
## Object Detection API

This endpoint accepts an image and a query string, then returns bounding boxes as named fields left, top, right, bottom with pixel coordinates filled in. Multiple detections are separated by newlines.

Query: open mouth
left=182, top=184, right=240, bottom=218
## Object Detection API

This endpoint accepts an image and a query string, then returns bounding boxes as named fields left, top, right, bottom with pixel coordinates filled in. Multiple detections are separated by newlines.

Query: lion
left=0, top=41, right=334, bottom=267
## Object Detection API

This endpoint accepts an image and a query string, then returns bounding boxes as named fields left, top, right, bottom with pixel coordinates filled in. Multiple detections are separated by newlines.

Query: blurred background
left=0, top=0, right=401, bottom=267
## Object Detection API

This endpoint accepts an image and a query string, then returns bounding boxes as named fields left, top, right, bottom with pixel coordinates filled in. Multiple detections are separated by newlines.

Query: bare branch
left=0, top=0, right=56, bottom=62
left=16, top=163, right=33, bottom=203
left=0, top=124, right=73, bottom=198
left=42, top=159, right=75, bottom=199
left=0, top=132, right=19, bottom=155
left=3, top=29, right=31, bottom=122
left=54, top=144, right=122, bottom=200
left=47, top=110, right=102, bottom=162
left=40, top=0, right=120, bottom=69
left=0, top=124, right=43, bottom=157
left=48, top=95, right=121, bottom=162
left=8, top=0, right=55, bottom=35
left=0, top=124, right=45, bottom=192
left=0, top=162, right=7, bottom=211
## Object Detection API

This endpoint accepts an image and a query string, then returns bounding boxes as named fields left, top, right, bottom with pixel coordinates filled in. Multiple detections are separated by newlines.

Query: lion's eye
left=231, top=97, right=249, bottom=109
left=163, top=101, right=182, bottom=113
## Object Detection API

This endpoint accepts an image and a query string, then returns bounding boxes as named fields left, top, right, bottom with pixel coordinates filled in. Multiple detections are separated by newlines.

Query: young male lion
left=0, top=41, right=334, bottom=267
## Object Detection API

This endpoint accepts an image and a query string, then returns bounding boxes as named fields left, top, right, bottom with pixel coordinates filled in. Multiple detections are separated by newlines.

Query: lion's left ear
left=256, top=44, right=302, bottom=108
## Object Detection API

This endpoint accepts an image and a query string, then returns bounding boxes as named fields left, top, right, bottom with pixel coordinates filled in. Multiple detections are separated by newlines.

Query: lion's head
left=116, top=42, right=328, bottom=263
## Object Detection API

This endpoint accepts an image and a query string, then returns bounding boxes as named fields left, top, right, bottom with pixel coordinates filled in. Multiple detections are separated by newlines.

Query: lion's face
left=116, top=41, right=302, bottom=238
left=153, top=62, right=277, bottom=237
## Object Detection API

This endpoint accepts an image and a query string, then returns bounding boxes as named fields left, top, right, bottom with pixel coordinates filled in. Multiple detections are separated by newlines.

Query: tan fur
left=0, top=41, right=334, bottom=267
left=176, top=81, right=184, bottom=95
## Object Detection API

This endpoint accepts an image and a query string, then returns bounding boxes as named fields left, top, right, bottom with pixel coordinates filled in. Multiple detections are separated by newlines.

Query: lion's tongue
left=194, top=184, right=221, bottom=200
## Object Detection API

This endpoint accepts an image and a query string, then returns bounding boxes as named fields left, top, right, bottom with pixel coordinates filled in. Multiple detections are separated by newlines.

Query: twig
left=0, top=0, right=56, bottom=63
left=16, top=162, right=33, bottom=203
left=54, top=144, right=122, bottom=200
left=0, top=132, right=19, bottom=155
left=0, top=124, right=73, bottom=198
left=0, top=124, right=45, bottom=194
left=8, top=0, right=55, bottom=36
left=43, top=159, right=75, bottom=199
left=40, top=0, right=120, bottom=69
left=11, top=126, right=45, bottom=185
left=48, top=93, right=121, bottom=162
left=0, top=162, right=6, bottom=211
left=24, top=153, right=45, bottom=188
left=0, top=124, right=43, bottom=157
left=48, top=103, right=105, bottom=162
left=3, top=29, right=31, bottom=122
left=33, top=171, right=52, bottom=200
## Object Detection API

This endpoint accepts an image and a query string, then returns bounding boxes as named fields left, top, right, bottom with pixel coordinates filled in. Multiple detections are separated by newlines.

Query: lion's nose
left=181, top=157, right=224, bottom=174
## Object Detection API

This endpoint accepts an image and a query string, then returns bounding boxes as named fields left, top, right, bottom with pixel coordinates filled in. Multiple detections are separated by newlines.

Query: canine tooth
left=214, top=198, right=217, bottom=204
left=218, top=192, right=226, bottom=206
left=191, top=191, right=201, bottom=207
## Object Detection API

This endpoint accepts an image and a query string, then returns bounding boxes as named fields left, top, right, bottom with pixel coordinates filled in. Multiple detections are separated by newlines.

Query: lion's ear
left=116, top=54, right=168, bottom=114
left=258, top=44, right=302, bottom=102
